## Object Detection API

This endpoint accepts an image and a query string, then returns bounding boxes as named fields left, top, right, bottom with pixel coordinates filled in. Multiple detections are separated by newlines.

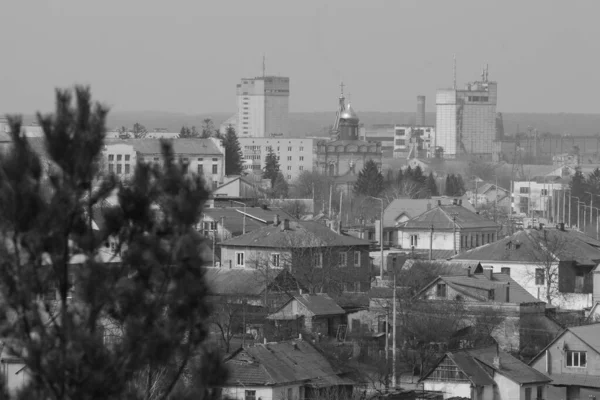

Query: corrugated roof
left=454, top=228, right=600, bottom=265
left=400, top=205, right=499, bottom=230
left=105, top=138, right=222, bottom=155
left=225, top=339, right=353, bottom=387
left=220, top=220, right=371, bottom=248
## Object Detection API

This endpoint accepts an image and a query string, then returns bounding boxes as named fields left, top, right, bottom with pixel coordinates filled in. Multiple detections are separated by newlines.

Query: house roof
left=529, top=323, right=600, bottom=368
left=454, top=228, right=600, bottom=265
left=545, top=373, right=600, bottom=389
left=382, top=199, right=436, bottom=228
left=220, top=220, right=371, bottom=248
left=473, top=183, right=509, bottom=196
left=205, top=268, right=275, bottom=296
left=202, top=207, right=295, bottom=236
left=105, top=138, right=222, bottom=155
left=422, top=346, right=550, bottom=386
left=225, top=339, right=353, bottom=387
left=268, top=293, right=345, bottom=320
left=400, top=205, right=499, bottom=230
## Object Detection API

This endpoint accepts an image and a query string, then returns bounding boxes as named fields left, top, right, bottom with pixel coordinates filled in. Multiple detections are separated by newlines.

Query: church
left=314, top=84, right=383, bottom=192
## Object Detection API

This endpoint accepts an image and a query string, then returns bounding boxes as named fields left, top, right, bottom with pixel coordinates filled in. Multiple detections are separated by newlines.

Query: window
left=339, top=252, right=347, bottom=267
left=575, top=270, right=585, bottom=292
left=395, top=129, right=405, bottom=136
left=287, top=146, right=292, bottom=151
left=525, top=388, right=531, bottom=400
left=198, top=165, right=203, bottom=174
left=536, top=386, right=543, bottom=400
left=116, top=164, right=122, bottom=174
left=125, top=154, right=130, bottom=161
left=287, top=175, right=291, bottom=180
left=108, top=164, right=114, bottom=173
left=535, top=268, right=545, bottom=285
left=520, top=187, right=530, bottom=194
left=541, top=189, right=548, bottom=196
left=212, top=164, right=218, bottom=174
left=299, top=146, right=304, bottom=151
left=299, top=156, right=304, bottom=161
left=245, top=390, right=256, bottom=400
left=125, top=164, right=130, bottom=174
left=153, top=157, right=159, bottom=162
left=436, top=283, right=447, bottom=298
left=271, top=253, right=280, bottom=267
left=395, top=139, right=406, bottom=146
left=235, top=252, right=245, bottom=267
left=488, top=289, right=495, bottom=301
left=410, top=235, right=418, bottom=247
left=354, top=251, right=361, bottom=267
left=299, top=166, right=304, bottom=171
left=566, top=350, right=587, bottom=367
left=287, top=156, right=292, bottom=161
left=198, top=158, right=203, bottom=162
left=108, top=154, right=114, bottom=161
left=117, top=155, right=122, bottom=161
left=287, top=388, right=292, bottom=400
left=287, top=166, right=291, bottom=170
left=476, top=234, right=479, bottom=246
left=501, top=267, right=511, bottom=276
left=313, top=252, right=323, bottom=268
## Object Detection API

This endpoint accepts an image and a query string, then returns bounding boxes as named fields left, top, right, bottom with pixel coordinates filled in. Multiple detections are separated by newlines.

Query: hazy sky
left=1, top=0, right=599, bottom=115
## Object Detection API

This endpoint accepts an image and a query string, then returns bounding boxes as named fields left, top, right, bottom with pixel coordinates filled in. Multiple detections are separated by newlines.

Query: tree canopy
left=354, top=159, right=384, bottom=198
left=0, top=86, right=226, bottom=399
left=221, top=126, right=244, bottom=176
left=262, top=148, right=280, bottom=186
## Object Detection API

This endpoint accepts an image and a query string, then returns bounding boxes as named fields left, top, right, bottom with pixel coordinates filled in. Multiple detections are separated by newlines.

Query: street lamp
left=585, top=192, right=598, bottom=227
left=578, top=201, right=586, bottom=232
left=230, top=200, right=248, bottom=234
left=572, top=196, right=581, bottom=230
left=365, top=196, right=385, bottom=280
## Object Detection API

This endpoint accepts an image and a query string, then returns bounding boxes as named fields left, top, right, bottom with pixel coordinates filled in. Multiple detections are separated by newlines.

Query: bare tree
left=382, top=179, right=427, bottom=201
left=279, top=200, right=309, bottom=219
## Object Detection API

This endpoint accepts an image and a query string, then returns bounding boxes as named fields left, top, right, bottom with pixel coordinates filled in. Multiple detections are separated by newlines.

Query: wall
left=435, top=89, right=458, bottom=157
left=398, top=228, right=497, bottom=252
left=102, top=143, right=137, bottom=178
left=220, top=246, right=293, bottom=269
left=493, top=369, right=522, bottom=400
left=238, top=138, right=315, bottom=181
left=223, top=384, right=302, bottom=400
left=512, top=180, right=568, bottom=216
left=0, top=359, right=28, bottom=396
left=531, top=330, right=600, bottom=376
left=423, top=381, right=471, bottom=399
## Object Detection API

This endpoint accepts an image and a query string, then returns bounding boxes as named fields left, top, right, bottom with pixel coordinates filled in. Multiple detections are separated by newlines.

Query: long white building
left=238, top=137, right=315, bottom=181
left=236, top=76, right=290, bottom=138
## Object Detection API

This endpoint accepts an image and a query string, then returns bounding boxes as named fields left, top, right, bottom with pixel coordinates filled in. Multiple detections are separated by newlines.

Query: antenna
left=262, top=54, right=266, bottom=78
left=453, top=54, right=457, bottom=89
left=485, top=63, right=489, bottom=82
left=340, top=81, right=345, bottom=97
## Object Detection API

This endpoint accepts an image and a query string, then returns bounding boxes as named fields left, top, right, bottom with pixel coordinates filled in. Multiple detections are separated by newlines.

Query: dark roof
left=400, top=205, right=499, bottom=230
left=202, top=207, right=295, bottom=236
left=454, top=228, right=600, bottom=265
left=382, top=199, right=436, bottom=228
left=545, top=373, right=600, bottom=388
left=205, top=268, right=269, bottom=296
left=225, top=339, right=353, bottom=387
left=333, top=292, right=370, bottom=309
left=293, top=293, right=345, bottom=316
left=220, top=220, right=371, bottom=248
left=568, top=323, right=600, bottom=352
left=106, top=138, right=222, bottom=155
left=423, top=346, right=550, bottom=386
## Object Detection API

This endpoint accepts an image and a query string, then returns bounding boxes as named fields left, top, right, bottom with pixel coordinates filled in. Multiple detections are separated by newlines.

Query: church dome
left=340, top=103, right=359, bottom=121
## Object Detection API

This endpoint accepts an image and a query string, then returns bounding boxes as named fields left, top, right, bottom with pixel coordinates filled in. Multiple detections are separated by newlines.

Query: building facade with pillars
left=314, top=84, right=382, bottom=183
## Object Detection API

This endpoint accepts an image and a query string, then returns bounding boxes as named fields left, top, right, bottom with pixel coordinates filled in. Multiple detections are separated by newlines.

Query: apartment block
left=238, top=137, right=315, bottom=181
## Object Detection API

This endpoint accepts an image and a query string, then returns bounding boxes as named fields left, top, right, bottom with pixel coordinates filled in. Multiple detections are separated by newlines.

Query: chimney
left=467, top=266, right=471, bottom=277
left=506, top=282, right=510, bottom=303
left=459, top=199, right=463, bottom=206
left=416, top=96, right=426, bottom=126
left=493, top=344, right=501, bottom=369
left=299, top=333, right=302, bottom=340
left=483, top=267, right=493, bottom=280
left=427, top=203, right=432, bottom=211
left=280, top=219, right=290, bottom=231
left=264, top=337, right=267, bottom=344
left=593, top=268, right=600, bottom=305
left=560, top=222, right=565, bottom=231
left=452, top=198, right=458, bottom=205
left=274, top=214, right=280, bottom=226
left=437, top=200, right=442, bottom=206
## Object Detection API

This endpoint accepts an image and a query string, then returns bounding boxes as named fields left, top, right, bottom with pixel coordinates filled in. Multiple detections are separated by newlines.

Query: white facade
left=102, top=143, right=138, bottom=178
left=512, top=180, right=568, bottom=217
left=435, top=76, right=498, bottom=158
left=393, top=125, right=436, bottom=157
left=238, top=137, right=315, bottom=181
left=236, top=76, right=290, bottom=138
left=223, top=384, right=302, bottom=400
left=398, top=228, right=498, bottom=252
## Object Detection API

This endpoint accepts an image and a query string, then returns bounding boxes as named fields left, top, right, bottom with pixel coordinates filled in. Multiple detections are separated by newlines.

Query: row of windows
left=233, top=251, right=362, bottom=268
left=286, top=166, right=304, bottom=171
left=436, top=282, right=496, bottom=301
left=108, top=154, right=131, bottom=162
left=460, top=233, right=496, bottom=249
left=108, top=163, right=130, bottom=174
left=467, top=96, right=489, bottom=102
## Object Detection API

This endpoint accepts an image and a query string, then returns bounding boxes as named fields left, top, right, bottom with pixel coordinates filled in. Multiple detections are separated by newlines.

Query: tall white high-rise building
left=435, top=66, right=497, bottom=158
left=236, top=76, right=290, bottom=138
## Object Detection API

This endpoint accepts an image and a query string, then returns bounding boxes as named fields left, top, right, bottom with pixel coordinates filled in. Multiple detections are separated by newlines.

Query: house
left=218, top=219, right=372, bottom=296
left=530, top=323, right=600, bottom=400
left=396, top=203, right=499, bottom=256
left=222, top=339, right=355, bottom=400
left=267, top=293, right=346, bottom=338
left=512, top=176, right=569, bottom=219
left=466, top=183, right=510, bottom=213
left=421, top=346, right=551, bottom=400
left=212, top=176, right=268, bottom=200
left=452, top=226, right=600, bottom=310
left=414, top=263, right=559, bottom=352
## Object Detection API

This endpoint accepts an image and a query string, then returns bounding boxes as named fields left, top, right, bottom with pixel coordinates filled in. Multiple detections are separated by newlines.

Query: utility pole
left=329, top=184, right=333, bottom=219
left=569, top=194, right=572, bottom=228
left=392, top=273, right=397, bottom=389
left=562, top=189, right=566, bottom=224
left=586, top=191, right=594, bottom=227
left=451, top=214, right=459, bottom=255
left=494, top=174, right=498, bottom=222
left=429, top=224, right=434, bottom=261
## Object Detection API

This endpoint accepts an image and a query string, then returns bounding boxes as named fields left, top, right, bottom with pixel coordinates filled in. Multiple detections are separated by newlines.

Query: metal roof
left=400, top=205, right=499, bottom=230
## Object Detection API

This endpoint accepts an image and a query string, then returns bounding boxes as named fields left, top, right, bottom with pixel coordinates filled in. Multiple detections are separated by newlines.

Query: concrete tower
left=416, top=95, right=426, bottom=126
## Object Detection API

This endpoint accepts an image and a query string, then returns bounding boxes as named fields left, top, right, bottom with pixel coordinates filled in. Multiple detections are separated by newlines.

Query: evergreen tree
left=426, top=172, right=439, bottom=197
left=396, top=168, right=404, bottom=185
left=354, top=159, right=384, bottom=197
left=405, top=166, right=413, bottom=180
left=179, top=125, right=193, bottom=138
left=0, top=86, right=226, bottom=399
left=445, top=174, right=455, bottom=196
left=132, top=122, right=147, bottom=139
left=262, top=148, right=280, bottom=186
left=413, top=166, right=426, bottom=185
left=272, top=172, right=289, bottom=199
left=221, top=126, right=244, bottom=176
left=201, top=119, right=214, bottom=138
left=455, top=174, right=466, bottom=196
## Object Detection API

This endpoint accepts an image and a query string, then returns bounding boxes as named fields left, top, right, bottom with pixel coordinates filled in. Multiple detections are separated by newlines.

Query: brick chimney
left=506, top=282, right=510, bottom=302
left=273, top=214, right=280, bottom=226
left=280, top=219, right=290, bottom=231
left=482, top=267, right=493, bottom=280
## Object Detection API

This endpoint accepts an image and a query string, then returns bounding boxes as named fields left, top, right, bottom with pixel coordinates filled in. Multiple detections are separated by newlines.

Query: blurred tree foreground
left=0, top=86, right=226, bottom=399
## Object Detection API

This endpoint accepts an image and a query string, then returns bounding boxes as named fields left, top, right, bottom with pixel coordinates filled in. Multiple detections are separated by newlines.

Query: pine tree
left=426, top=172, right=439, bottom=196
left=413, top=166, right=426, bottom=185
left=405, top=166, right=413, bottom=180
left=445, top=174, right=455, bottom=196
left=263, top=148, right=280, bottom=186
left=0, top=86, right=226, bottom=399
left=221, top=126, right=244, bottom=176
left=456, top=174, right=466, bottom=195
left=354, top=159, right=384, bottom=197
left=396, top=168, right=404, bottom=185
left=272, top=172, right=289, bottom=199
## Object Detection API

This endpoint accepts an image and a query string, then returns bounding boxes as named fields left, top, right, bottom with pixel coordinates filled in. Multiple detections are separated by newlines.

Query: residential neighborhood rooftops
left=268, top=293, right=345, bottom=320
left=202, top=206, right=295, bottom=236
left=220, top=220, right=371, bottom=248
left=454, top=228, right=600, bottom=265
left=400, top=205, right=499, bottom=230
left=382, top=199, right=436, bottom=228
left=225, top=339, right=353, bottom=387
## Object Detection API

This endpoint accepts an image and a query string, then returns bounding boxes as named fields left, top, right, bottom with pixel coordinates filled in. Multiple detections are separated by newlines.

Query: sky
left=1, top=0, right=599, bottom=115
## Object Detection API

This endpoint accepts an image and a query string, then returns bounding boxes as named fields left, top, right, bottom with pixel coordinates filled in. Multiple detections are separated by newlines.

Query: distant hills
left=17, top=110, right=600, bottom=138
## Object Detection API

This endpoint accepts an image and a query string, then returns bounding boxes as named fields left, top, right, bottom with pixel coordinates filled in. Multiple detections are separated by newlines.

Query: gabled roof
left=422, top=346, right=550, bottom=386
left=220, top=220, right=371, bottom=248
left=105, top=138, right=222, bottom=155
left=202, top=207, right=295, bottom=236
left=204, top=267, right=300, bottom=297
left=268, top=293, right=345, bottom=320
left=454, top=228, right=600, bottom=265
left=400, top=205, right=499, bottom=230
left=473, top=183, right=509, bottom=195
left=529, top=323, right=600, bottom=366
left=382, top=199, right=436, bottom=228
left=225, top=339, right=353, bottom=387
